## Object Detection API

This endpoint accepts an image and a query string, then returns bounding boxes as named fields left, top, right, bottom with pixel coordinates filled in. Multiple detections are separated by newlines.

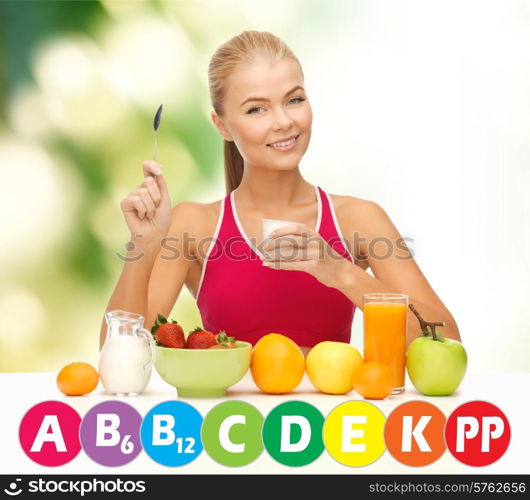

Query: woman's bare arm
left=336, top=199, right=461, bottom=346
left=99, top=202, right=198, bottom=350
left=143, top=202, right=203, bottom=333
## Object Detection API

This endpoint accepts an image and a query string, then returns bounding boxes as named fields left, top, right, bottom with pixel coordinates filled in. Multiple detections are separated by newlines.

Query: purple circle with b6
left=79, top=401, right=142, bottom=466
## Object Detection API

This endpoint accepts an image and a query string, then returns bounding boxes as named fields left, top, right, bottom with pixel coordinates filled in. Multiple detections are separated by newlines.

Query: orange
left=250, top=333, right=305, bottom=394
left=353, top=361, right=393, bottom=400
left=57, top=362, right=99, bottom=396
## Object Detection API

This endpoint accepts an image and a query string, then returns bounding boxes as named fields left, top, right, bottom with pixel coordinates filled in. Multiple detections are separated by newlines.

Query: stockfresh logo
left=3, top=478, right=23, bottom=496
left=2, top=478, right=146, bottom=497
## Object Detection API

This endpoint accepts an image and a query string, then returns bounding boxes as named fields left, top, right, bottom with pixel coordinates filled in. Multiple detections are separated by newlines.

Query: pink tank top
left=196, top=185, right=356, bottom=346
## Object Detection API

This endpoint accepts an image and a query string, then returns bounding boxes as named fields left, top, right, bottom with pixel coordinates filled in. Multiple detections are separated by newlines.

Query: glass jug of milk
left=99, top=309, right=156, bottom=396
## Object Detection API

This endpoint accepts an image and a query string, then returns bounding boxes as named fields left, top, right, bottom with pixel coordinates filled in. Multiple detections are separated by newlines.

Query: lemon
left=306, top=341, right=363, bottom=394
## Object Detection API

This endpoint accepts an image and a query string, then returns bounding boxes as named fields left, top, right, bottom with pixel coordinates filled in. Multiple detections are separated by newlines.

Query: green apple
left=407, top=334, right=467, bottom=396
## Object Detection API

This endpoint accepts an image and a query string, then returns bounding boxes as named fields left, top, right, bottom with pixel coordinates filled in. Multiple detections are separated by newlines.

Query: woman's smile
left=266, top=134, right=300, bottom=151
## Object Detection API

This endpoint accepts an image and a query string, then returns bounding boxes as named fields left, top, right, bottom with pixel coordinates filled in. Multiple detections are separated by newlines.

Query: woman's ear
left=211, top=111, right=233, bottom=142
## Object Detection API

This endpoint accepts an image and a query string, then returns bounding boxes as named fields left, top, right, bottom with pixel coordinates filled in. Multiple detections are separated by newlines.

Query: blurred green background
left=1, top=0, right=529, bottom=373
left=0, top=0, right=331, bottom=371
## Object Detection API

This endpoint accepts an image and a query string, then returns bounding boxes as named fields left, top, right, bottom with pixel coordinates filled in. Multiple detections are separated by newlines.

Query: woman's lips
left=267, top=134, right=300, bottom=151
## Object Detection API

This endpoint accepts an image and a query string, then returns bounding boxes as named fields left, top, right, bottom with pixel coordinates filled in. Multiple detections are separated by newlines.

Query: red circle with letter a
left=444, top=400, right=510, bottom=466
left=19, top=401, right=82, bottom=466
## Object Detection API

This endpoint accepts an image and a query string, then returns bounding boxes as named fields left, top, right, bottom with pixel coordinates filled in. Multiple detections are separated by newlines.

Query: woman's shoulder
left=169, top=199, right=223, bottom=243
left=328, top=192, right=384, bottom=225
left=171, top=199, right=221, bottom=217
left=170, top=200, right=222, bottom=230
left=326, top=193, right=387, bottom=269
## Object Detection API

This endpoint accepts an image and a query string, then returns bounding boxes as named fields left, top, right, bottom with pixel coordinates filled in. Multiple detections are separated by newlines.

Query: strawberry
left=151, top=314, right=185, bottom=348
left=186, top=326, right=218, bottom=349
left=208, top=331, right=237, bottom=349
left=216, top=331, right=236, bottom=348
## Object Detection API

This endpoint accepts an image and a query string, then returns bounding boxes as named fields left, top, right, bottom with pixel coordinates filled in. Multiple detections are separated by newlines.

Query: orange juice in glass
left=363, top=293, right=408, bottom=394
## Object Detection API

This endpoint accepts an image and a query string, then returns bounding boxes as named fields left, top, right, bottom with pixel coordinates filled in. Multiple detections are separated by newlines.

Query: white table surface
left=1, top=370, right=528, bottom=474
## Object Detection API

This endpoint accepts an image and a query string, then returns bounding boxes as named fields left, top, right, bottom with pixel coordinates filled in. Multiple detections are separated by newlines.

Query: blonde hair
left=208, top=30, right=304, bottom=194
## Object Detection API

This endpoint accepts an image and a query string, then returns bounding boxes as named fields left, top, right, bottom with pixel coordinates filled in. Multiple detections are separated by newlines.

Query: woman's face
left=212, top=57, right=312, bottom=171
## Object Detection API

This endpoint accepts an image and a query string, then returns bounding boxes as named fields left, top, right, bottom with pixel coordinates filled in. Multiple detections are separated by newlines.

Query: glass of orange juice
left=363, top=293, right=408, bottom=394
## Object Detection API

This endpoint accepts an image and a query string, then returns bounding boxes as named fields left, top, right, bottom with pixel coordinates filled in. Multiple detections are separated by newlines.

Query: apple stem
left=409, top=303, right=446, bottom=342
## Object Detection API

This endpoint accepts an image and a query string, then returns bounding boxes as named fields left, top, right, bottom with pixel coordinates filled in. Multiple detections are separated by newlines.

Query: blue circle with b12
left=140, top=401, right=203, bottom=466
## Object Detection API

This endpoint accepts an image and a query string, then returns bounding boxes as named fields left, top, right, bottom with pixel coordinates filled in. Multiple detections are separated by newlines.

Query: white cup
left=262, top=218, right=300, bottom=238
left=261, top=218, right=302, bottom=253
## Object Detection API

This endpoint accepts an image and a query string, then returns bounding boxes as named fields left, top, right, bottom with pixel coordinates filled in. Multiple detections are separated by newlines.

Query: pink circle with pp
left=19, top=401, right=82, bottom=466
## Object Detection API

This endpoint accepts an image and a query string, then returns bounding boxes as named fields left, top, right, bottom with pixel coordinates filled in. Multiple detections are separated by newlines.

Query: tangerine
left=250, top=333, right=305, bottom=394
left=353, top=361, right=393, bottom=400
left=57, top=361, right=99, bottom=396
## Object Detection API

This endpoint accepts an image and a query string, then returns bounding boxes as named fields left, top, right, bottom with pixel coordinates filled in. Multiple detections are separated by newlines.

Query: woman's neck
left=235, top=167, right=314, bottom=211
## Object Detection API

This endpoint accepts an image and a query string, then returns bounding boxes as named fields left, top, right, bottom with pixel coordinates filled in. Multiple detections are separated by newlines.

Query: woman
left=99, top=31, right=461, bottom=354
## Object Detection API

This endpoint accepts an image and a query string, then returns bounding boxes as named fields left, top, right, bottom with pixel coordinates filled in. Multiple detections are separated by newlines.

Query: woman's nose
left=271, top=106, right=294, bottom=129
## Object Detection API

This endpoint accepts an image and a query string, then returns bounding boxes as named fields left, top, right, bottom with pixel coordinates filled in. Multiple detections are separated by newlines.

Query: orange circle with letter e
left=384, top=401, right=446, bottom=466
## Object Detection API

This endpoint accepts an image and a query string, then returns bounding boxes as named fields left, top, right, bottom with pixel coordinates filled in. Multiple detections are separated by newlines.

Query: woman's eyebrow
left=240, top=85, right=305, bottom=107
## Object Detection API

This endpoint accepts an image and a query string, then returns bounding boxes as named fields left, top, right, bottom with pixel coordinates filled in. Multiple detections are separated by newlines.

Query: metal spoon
left=153, top=104, right=163, bottom=161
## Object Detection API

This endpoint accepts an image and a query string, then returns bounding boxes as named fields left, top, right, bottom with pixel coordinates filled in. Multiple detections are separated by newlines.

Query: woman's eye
left=246, top=97, right=306, bottom=115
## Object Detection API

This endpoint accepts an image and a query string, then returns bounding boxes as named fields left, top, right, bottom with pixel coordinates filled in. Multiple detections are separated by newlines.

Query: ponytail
left=223, top=140, right=244, bottom=193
